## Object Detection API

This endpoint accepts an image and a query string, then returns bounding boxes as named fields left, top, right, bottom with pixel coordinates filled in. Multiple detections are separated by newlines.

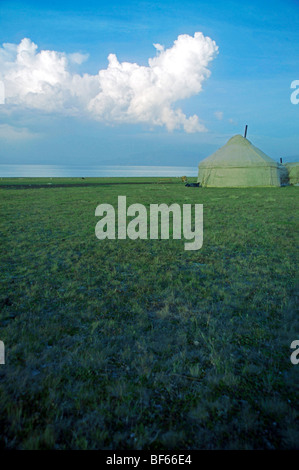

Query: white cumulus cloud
left=0, top=33, right=218, bottom=132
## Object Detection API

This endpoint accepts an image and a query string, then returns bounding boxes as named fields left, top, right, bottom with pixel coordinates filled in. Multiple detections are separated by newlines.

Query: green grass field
left=0, top=177, right=298, bottom=449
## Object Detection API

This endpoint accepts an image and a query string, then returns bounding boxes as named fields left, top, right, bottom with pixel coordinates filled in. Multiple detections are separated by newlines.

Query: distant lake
left=0, top=165, right=197, bottom=177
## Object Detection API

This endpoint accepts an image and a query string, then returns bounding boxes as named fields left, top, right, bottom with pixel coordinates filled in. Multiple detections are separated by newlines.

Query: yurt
left=284, top=162, right=299, bottom=185
left=197, top=135, right=281, bottom=187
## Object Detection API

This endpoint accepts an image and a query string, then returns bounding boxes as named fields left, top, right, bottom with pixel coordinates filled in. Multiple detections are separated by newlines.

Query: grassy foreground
left=0, top=178, right=298, bottom=449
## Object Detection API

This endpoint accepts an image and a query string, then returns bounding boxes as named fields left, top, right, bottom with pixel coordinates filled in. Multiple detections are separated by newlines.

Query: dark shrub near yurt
left=278, top=164, right=289, bottom=185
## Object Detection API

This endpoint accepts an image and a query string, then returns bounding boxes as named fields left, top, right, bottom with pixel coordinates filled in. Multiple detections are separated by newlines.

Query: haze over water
left=0, top=165, right=198, bottom=178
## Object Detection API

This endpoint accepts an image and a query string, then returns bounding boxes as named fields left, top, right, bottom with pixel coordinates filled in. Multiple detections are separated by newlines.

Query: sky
left=0, top=0, right=298, bottom=175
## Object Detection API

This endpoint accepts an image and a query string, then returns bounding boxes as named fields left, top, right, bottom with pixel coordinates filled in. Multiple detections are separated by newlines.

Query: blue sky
left=0, top=0, right=298, bottom=174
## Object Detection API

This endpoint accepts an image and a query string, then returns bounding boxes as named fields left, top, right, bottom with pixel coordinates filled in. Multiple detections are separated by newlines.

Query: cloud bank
left=0, top=33, right=218, bottom=132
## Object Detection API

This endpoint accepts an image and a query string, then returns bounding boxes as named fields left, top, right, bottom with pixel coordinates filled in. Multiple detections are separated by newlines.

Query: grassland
left=0, top=177, right=298, bottom=449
